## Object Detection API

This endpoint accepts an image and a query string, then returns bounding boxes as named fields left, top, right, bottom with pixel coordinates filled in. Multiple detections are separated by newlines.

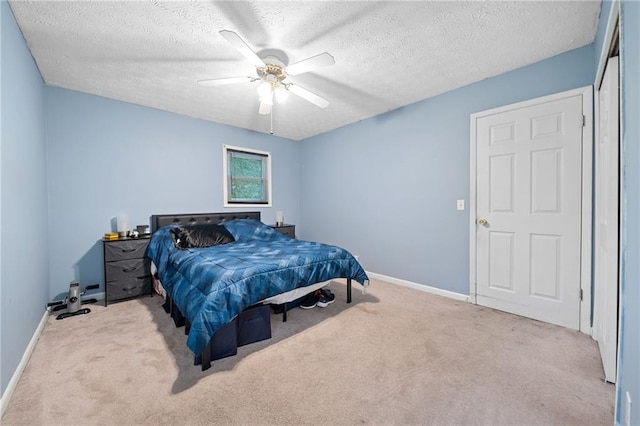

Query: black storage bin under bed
left=167, top=298, right=271, bottom=369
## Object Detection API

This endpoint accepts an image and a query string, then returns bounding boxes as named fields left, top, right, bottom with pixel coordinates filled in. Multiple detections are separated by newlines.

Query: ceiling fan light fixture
left=259, top=90, right=274, bottom=105
left=274, top=85, right=289, bottom=103
left=257, top=81, right=272, bottom=98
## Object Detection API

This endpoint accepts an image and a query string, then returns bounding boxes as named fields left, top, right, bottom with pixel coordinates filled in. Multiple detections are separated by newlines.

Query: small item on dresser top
left=104, top=232, right=119, bottom=240
left=130, top=230, right=139, bottom=238
left=116, top=214, right=129, bottom=238
left=136, top=225, right=149, bottom=235
left=275, top=210, right=284, bottom=227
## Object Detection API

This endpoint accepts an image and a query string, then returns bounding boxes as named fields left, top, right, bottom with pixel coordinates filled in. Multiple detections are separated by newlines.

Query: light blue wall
left=299, top=45, right=595, bottom=295
left=617, top=1, right=639, bottom=424
left=44, top=87, right=300, bottom=299
left=0, top=1, right=49, bottom=395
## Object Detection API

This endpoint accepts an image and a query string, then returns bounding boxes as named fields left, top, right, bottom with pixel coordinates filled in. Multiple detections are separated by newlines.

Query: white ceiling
left=9, top=1, right=601, bottom=141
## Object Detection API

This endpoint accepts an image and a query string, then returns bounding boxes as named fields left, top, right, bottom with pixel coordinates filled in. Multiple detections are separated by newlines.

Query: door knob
left=478, top=218, right=488, bottom=226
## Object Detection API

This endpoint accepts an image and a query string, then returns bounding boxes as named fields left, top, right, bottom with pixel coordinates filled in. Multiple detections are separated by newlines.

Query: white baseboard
left=0, top=309, right=49, bottom=419
left=366, top=271, right=470, bottom=303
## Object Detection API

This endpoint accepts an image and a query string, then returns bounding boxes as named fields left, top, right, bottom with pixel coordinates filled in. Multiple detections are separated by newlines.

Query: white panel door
left=594, top=56, right=619, bottom=383
left=475, top=94, right=584, bottom=329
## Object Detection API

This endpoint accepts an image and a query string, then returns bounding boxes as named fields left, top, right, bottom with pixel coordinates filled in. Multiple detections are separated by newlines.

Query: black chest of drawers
left=103, top=237, right=152, bottom=305
left=270, top=224, right=295, bottom=238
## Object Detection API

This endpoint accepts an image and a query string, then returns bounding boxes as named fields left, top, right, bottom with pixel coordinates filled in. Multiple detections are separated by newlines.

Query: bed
left=147, top=212, right=369, bottom=369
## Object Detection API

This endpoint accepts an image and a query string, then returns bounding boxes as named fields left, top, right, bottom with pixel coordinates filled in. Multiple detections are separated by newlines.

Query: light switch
left=457, top=199, right=465, bottom=211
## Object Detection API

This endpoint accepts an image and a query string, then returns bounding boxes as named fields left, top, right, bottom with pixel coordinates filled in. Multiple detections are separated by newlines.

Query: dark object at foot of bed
left=164, top=297, right=272, bottom=370
left=164, top=278, right=352, bottom=371
left=194, top=318, right=238, bottom=367
left=195, top=304, right=271, bottom=370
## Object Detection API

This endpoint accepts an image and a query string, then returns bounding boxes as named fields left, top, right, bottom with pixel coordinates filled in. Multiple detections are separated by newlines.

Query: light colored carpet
left=1, top=279, right=614, bottom=425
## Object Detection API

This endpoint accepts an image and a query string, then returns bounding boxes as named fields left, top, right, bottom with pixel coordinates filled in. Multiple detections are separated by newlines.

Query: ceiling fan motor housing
left=257, top=62, right=287, bottom=83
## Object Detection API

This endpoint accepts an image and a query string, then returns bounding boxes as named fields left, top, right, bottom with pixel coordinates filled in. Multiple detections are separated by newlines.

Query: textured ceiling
left=9, top=1, right=600, bottom=141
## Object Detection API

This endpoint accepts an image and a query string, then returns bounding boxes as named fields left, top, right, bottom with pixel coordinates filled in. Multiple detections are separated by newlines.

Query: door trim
left=469, top=86, right=594, bottom=334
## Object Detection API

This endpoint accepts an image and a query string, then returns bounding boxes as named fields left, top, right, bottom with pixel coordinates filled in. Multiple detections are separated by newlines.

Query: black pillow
left=170, top=224, right=235, bottom=249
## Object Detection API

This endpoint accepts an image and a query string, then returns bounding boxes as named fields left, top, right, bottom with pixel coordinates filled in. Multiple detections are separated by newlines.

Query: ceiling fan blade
left=197, top=76, right=252, bottom=87
left=219, top=30, right=265, bottom=68
left=258, top=100, right=272, bottom=115
left=288, top=84, right=330, bottom=109
left=286, top=52, right=335, bottom=76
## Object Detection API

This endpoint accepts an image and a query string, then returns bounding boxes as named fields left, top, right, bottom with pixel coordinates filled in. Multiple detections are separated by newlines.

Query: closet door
left=594, top=55, right=619, bottom=384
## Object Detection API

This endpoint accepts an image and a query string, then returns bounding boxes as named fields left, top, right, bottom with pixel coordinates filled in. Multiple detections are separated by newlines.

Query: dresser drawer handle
left=121, top=248, right=137, bottom=253
left=122, top=267, right=137, bottom=273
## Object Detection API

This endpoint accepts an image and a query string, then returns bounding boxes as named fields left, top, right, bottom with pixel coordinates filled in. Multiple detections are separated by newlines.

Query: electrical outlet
left=457, top=199, right=465, bottom=211
left=625, top=392, right=632, bottom=426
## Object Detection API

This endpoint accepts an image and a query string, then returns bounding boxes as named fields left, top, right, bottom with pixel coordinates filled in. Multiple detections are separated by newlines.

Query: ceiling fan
left=198, top=30, right=335, bottom=115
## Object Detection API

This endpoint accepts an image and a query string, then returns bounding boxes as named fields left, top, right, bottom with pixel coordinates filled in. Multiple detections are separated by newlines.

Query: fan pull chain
left=270, top=107, right=274, bottom=135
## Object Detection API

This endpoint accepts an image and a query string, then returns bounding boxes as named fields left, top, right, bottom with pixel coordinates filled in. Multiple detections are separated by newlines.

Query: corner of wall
left=0, top=310, right=48, bottom=419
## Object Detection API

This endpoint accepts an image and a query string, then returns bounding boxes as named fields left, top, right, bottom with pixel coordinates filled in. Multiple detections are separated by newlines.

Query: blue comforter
left=146, top=219, right=369, bottom=355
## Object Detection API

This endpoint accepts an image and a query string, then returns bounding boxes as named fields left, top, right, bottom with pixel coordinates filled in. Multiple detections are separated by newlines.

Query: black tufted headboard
left=150, top=211, right=261, bottom=233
